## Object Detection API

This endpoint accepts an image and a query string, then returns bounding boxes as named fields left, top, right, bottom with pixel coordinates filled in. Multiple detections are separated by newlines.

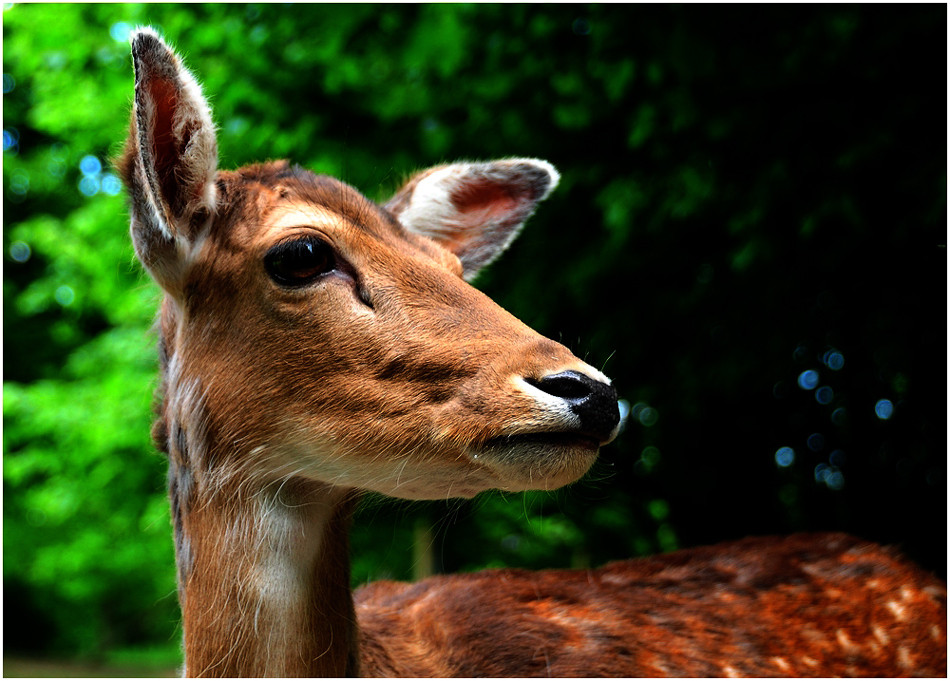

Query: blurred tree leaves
left=4, top=2, right=945, bottom=662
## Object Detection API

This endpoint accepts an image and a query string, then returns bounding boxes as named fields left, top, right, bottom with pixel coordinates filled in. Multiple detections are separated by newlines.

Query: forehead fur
left=214, top=161, right=382, bottom=233
left=211, top=160, right=461, bottom=273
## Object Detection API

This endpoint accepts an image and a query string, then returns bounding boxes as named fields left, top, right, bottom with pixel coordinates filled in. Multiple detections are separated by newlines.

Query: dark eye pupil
left=264, top=238, right=335, bottom=286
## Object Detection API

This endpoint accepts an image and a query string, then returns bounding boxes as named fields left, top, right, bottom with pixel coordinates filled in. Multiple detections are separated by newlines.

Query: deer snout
left=527, top=371, right=621, bottom=444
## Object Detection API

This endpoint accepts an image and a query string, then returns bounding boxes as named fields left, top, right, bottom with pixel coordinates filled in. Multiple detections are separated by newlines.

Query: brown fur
left=355, top=533, right=946, bottom=677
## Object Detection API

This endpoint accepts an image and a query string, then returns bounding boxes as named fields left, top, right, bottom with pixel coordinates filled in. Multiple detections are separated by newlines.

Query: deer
left=117, top=28, right=946, bottom=678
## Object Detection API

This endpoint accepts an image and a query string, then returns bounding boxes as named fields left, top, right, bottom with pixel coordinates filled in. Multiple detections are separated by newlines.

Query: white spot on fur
left=897, top=646, right=913, bottom=669
left=836, top=628, right=860, bottom=654
left=601, top=573, right=630, bottom=587
left=772, top=657, right=791, bottom=673
left=886, top=599, right=908, bottom=621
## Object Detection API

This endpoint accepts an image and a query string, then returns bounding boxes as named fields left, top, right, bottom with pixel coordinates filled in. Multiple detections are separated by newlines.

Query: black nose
left=528, top=371, right=620, bottom=440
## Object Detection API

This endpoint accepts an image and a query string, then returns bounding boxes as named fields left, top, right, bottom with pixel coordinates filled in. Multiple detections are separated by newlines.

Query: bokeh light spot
left=55, top=285, right=75, bottom=306
left=775, top=446, right=795, bottom=468
left=806, top=432, right=825, bottom=452
left=647, top=499, right=669, bottom=521
left=48, top=158, right=66, bottom=178
left=825, top=470, right=845, bottom=490
left=641, top=446, right=660, bottom=466
left=10, top=240, right=31, bottom=263
left=101, top=173, right=123, bottom=196
left=638, top=406, right=659, bottom=427
left=10, top=169, right=29, bottom=195
left=815, top=386, right=834, bottom=404
left=110, top=21, right=132, bottom=43
left=3, top=127, right=19, bottom=153
left=797, top=369, right=819, bottom=390
left=79, top=175, right=100, bottom=196
left=79, top=154, right=102, bottom=176
left=874, top=399, right=894, bottom=420
left=634, top=445, right=660, bottom=475
left=815, top=462, right=845, bottom=490
left=823, top=350, right=845, bottom=370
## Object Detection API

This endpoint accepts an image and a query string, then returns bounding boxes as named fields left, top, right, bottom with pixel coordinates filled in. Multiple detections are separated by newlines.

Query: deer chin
left=275, top=436, right=598, bottom=500
left=271, top=439, right=510, bottom=501
left=466, top=432, right=602, bottom=492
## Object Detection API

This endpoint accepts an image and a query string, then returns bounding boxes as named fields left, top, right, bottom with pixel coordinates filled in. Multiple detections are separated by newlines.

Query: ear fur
left=117, top=27, right=218, bottom=295
left=384, top=159, right=560, bottom=281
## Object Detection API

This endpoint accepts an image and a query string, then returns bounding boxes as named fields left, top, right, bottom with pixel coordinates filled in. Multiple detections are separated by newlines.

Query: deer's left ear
left=384, top=159, right=560, bottom=281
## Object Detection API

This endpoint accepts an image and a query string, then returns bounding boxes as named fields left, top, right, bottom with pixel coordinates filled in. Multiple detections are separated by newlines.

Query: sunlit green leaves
left=4, top=6, right=170, bottom=648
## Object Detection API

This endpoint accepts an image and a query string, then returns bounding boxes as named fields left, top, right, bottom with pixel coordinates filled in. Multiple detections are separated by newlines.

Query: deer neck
left=172, top=452, right=360, bottom=677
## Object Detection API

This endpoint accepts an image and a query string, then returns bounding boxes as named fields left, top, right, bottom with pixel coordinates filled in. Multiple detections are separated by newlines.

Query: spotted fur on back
left=356, top=534, right=947, bottom=677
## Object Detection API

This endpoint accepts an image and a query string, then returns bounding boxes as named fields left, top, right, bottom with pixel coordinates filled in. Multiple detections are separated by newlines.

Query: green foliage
left=4, top=2, right=944, bottom=663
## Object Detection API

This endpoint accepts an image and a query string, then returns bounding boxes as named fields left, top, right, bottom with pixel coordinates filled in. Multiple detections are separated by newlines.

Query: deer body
left=356, top=533, right=945, bottom=677
left=119, top=30, right=946, bottom=677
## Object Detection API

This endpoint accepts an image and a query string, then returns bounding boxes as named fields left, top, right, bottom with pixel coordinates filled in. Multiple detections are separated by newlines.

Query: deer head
left=118, top=29, right=621, bottom=503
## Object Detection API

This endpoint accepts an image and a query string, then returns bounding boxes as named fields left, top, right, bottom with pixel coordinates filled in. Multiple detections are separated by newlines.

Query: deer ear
left=117, top=28, right=218, bottom=294
left=384, top=159, right=560, bottom=281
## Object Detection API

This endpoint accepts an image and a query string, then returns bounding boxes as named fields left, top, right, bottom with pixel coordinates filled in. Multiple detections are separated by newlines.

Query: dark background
left=4, top=3, right=945, bottom=668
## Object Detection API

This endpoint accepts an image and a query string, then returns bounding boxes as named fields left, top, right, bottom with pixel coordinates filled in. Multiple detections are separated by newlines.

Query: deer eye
left=264, top=237, right=336, bottom=286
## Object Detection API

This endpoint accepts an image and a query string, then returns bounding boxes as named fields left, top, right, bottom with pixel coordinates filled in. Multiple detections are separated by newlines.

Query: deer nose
left=528, top=371, right=621, bottom=441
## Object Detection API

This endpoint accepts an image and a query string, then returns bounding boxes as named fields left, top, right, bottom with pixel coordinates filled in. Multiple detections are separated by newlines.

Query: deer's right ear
left=117, top=28, right=218, bottom=294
